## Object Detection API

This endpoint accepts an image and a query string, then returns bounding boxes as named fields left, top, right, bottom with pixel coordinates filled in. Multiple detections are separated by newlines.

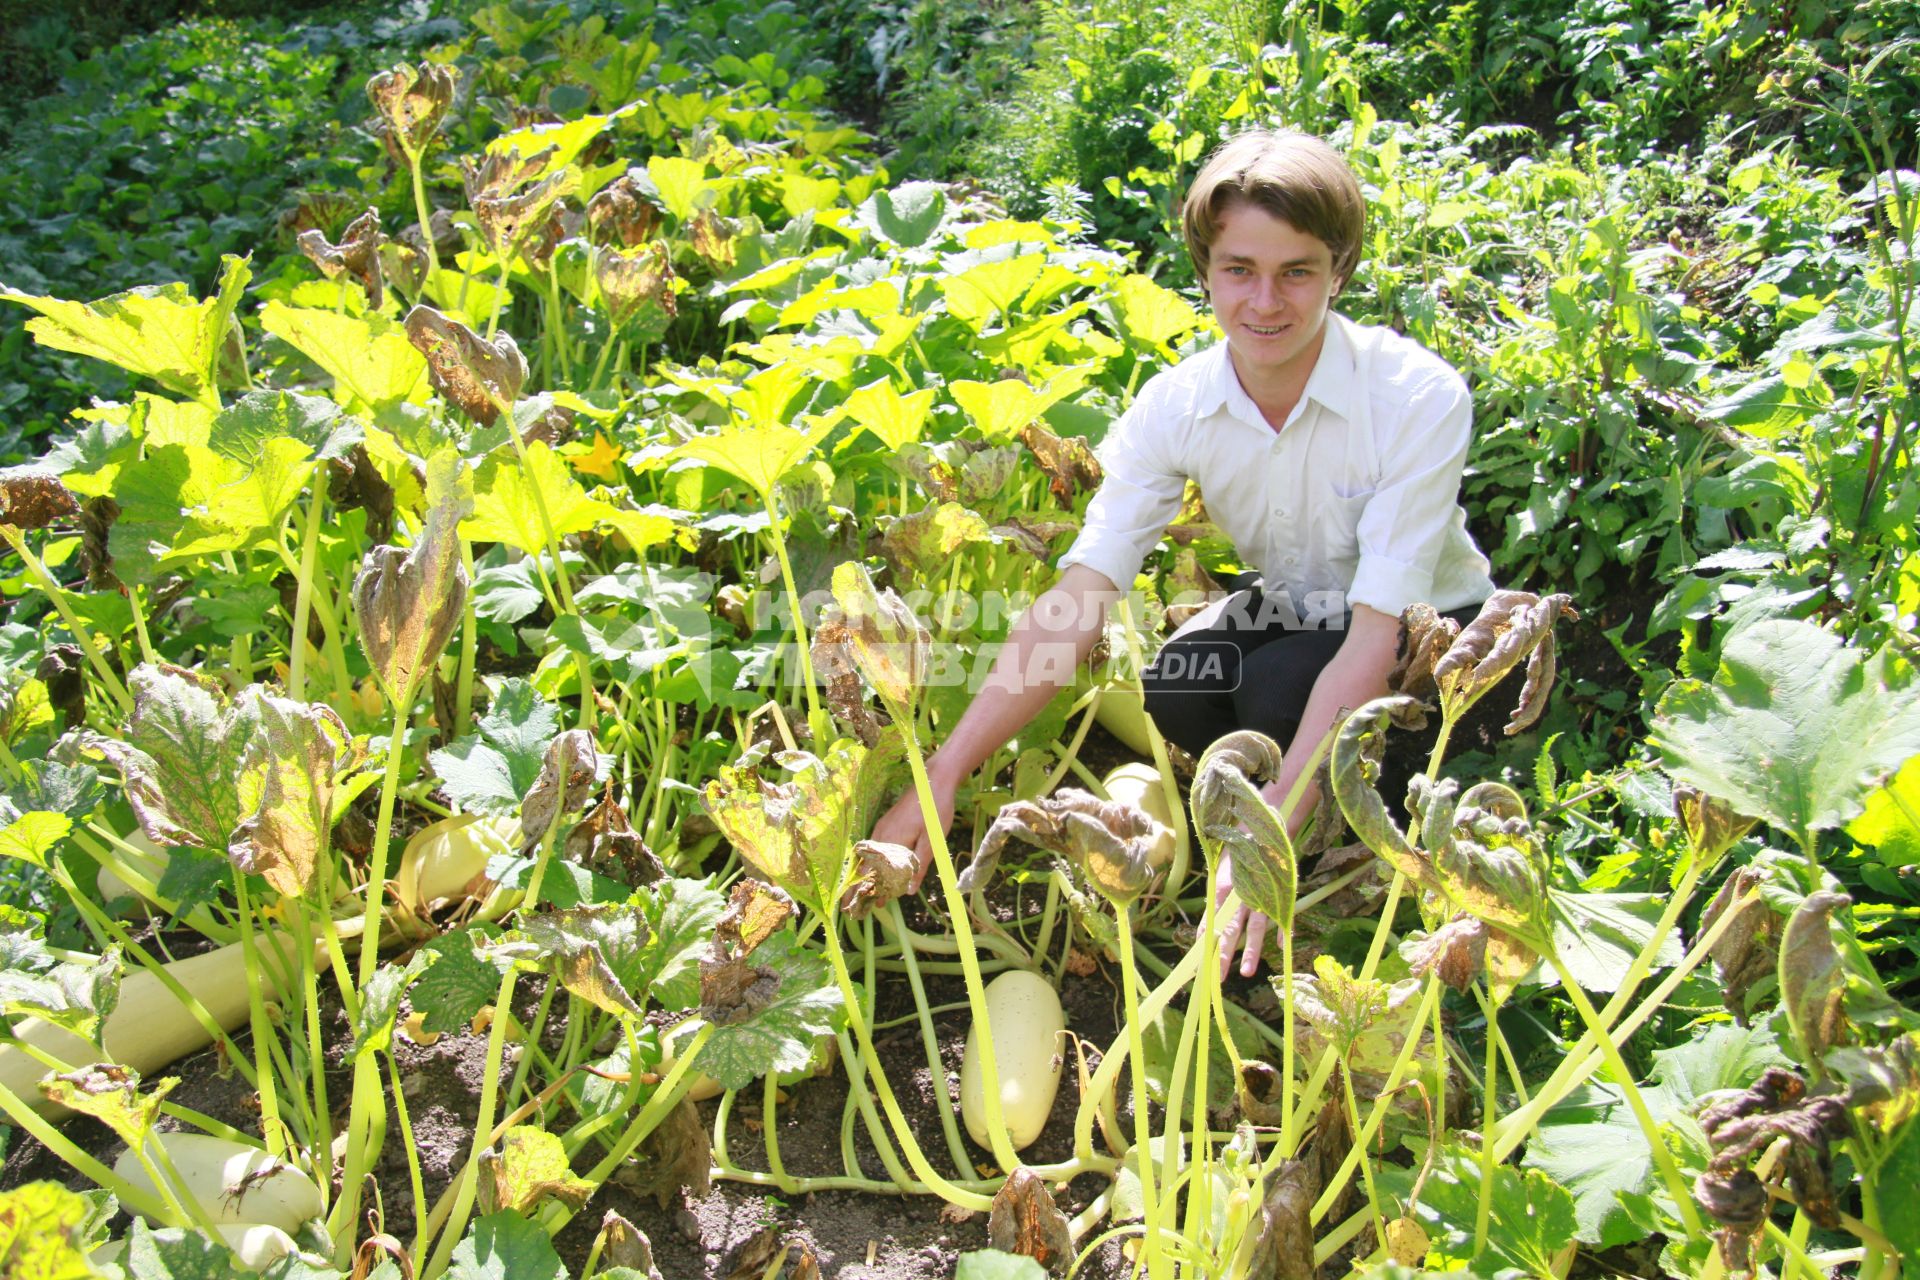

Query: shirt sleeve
left=1346, top=371, right=1474, bottom=617
left=1056, top=391, right=1188, bottom=593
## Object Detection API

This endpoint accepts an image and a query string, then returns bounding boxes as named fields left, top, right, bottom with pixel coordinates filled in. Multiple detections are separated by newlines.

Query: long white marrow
left=0, top=932, right=304, bottom=1119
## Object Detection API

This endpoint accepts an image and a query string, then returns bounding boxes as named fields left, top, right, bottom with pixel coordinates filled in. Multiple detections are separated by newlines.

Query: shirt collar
left=1201, top=312, right=1356, bottom=429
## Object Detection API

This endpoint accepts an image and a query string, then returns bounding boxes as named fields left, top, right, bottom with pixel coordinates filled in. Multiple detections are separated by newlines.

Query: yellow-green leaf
left=463, top=442, right=609, bottom=554
left=260, top=303, right=430, bottom=412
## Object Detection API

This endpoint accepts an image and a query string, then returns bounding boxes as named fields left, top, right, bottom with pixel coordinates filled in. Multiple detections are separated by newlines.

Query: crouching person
left=871, top=127, right=1493, bottom=977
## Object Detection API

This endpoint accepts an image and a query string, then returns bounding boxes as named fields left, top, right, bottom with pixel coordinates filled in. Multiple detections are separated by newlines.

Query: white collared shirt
left=1059, top=313, right=1495, bottom=617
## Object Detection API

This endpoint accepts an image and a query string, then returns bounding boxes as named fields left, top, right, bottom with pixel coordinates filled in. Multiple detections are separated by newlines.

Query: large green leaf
left=697, top=930, right=846, bottom=1091
left=1848, top=752, right=1920, bottom=867
left=0, top=941, right=118, bottom=1040
left=0, top=812, right=72, bottom=870
left=1109, top=274, right=1202, bottom=349
left=839, top=377, right=936, bottom=452
left=939, top=252, right=1047, bottom=329
left=1525, top=1025, right=1786, bottom=1247
left=444, top=1211, right=567, bottom=1280
left=108, top=439, right=313, bottom=582
left=1547, top=892, right=1683, bottom=993
left=949, top=367, right=1090, bottom=441
left=1379, top=1145, right=1576, bottom=1275
left=411, top=928, right=505, bottom=1036
left=462, top=441, right=607, bottom=554
left=1, top=255, right=249, bottom=407
left=259, top=303, right=430, bottom=412
left=1652, top=619, right=1920, bottom=847
left=206, top=390, right=361, bottom=467
left=858, top=182, right=948, bottom=249
left=119, top=1217, right=248, bottom=1280
left=666, top=415, right=837, bottom=502
left=429, top=679, right=560, bottom=816
left=620, top=878, right=726, bottom=1011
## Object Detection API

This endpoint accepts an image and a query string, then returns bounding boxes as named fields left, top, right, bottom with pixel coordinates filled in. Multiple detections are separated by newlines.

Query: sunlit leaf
left=858, top=182, right=948, bottom=249
left=1652, top=619, right=1920, bottom=848
left=0, top=812, right=72, bottom=870
left=463, top=441, right=607, bottom=554
left=1847, top=752, right=1920, bottom=867
left=840, top=377, right=935, bottom=452
left=949, top=367, right=1091, bottom=441
left=667, top=416, right=836, bottom=502
left=260, top=303, right=430, bottom=412
left=1110, top=274, right=1201, bottom=349
left=1, top=255, right=249, bottom=406
left=228, top=691, right=359, bottom=900
left=940, top=252, right=1047, bottom=329
left=0, top=1180, right=100, bottom=1280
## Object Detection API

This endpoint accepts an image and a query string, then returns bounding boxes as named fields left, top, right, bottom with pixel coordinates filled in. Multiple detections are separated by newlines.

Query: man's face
left=1205, top=201, right=1341, bottom=387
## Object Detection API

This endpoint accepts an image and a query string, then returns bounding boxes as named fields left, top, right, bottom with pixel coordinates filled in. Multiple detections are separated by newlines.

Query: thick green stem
left=1112, top=909, right=1167, bottom=1280
left=287, top=487, right=328, bottom=702
left=888, top=901, right=974, bottom=1177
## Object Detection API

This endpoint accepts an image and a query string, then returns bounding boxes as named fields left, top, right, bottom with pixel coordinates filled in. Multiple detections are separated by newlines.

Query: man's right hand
left=871, top=771, right=958, bottom=892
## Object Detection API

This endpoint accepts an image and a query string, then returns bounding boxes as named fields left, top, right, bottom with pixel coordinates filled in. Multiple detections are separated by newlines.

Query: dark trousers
left=1140, top=589, right=1480, bottom=760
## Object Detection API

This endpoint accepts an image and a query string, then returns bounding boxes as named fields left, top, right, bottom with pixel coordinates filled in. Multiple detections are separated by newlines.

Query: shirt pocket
left=1314, top=481, right=1375, bottom=568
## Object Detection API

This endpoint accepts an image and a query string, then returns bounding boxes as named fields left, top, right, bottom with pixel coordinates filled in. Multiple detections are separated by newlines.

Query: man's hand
left=1215, top=852, right=1272, bottom=979
left=871, top=770, right=958, bottom=892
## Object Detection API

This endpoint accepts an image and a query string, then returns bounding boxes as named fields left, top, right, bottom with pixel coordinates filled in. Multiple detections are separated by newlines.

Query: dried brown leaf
left=403, top=305, right=527, bottom=424
left=844, top=840, right=917, bottom=918
left=1017, top=419, right=1101, bottom=503
left=1245, top=1159, right=1316, bottom=1280
left=987, top=1167, right=1074, bottom=1273
left=366, top=62, right=457, bottom=155
left=297, top=207, right=385, bottom=308
left=519, top=729, right=602, bottom=850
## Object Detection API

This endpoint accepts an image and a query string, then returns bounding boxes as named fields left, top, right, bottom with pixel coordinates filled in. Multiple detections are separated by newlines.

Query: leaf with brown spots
left=404, top=305, right=528, bottom=425
left=0, top=470, right=79, bottom=530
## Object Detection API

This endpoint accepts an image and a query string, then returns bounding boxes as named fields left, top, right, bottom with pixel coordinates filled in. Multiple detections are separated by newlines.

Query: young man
left=870, top=129, right=1494, bottom=977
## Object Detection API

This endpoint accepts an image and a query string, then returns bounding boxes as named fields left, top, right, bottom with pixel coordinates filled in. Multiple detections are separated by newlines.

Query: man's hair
left=1182, top=129, right=1366, bottom=294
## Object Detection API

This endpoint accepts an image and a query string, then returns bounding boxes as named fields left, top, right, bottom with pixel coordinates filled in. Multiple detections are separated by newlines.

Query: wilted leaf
left=881, top=502, right=991, bottom=577
left=1388, top=603, right=1460, bottom=699
left=565, top=792, right=666, bottom=885
left=1328, top=697, right=1433, bottom=890
left=987, top=1168, right=1072, bottom=1273
left=522, top=904, right=647, bottom=1018
left=405, top=306, right=528, bottom=425
left=1244, top=1160, right=1315, bottom=1280
left=963, top=790, right=1158, bottom=906
left=298, top=207, right=386, bottom=308
left=1017, top=420, right=1100, bottom=504
left=595, top=245, right=677, bottom=337
left=591, top=1210, right=664, bottom=1280
left=704, top=739, right=873, bottom=908
left=1192, top=732, right=1295, bottom=928
left=587, top=172, right=663, bottom=246
left=519, top=730, right=603, bottom=851
left=1653, top=619, right=1920, bottom=848
left=355, top=450, right=472, bottom=698
left=228, top=691, right=358, bottom=900
left=1429, top=590, right=1578, bottom=733
left=614, top=1099, right=710, bottom=1208
left=1779, top=891, right=1851, bottom=1071
left=480, top=1126, right=594, bottom=1215
left=814, top=562, right=930, bottom=708
left=82, top=664, right=260, bottom=852
left=844, top=841, right=916, bottom=918
left=0, top=470, right=79, bottom=531
left=367, top=62, right=457, bottom=155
